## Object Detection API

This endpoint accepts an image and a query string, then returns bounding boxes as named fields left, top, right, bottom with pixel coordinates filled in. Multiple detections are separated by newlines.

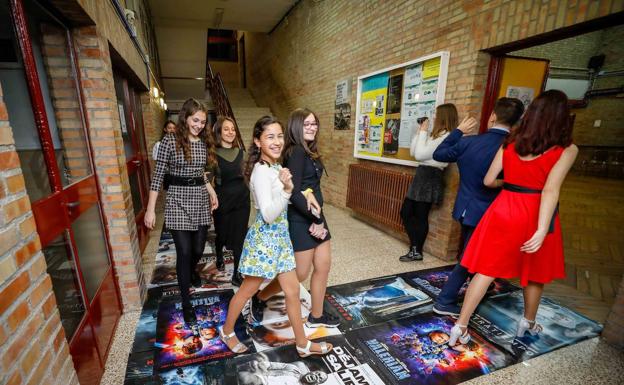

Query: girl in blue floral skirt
left=218, top=116, right=333, bottom=357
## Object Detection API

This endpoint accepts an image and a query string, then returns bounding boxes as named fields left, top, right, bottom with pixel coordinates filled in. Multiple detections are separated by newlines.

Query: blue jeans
left=437, top=223, right=475, bottom=306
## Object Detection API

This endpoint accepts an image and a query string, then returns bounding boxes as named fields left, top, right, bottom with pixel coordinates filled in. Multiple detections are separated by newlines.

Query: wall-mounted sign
left=354, top=51, right=450, bottom=166
left=334, top=78, right=352, bottom=130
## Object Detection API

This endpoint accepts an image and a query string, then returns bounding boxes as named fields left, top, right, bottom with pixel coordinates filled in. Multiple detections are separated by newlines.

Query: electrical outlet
left=594, top=120, right=601, bottom=127
left=585, top=270, right=590, bottom=279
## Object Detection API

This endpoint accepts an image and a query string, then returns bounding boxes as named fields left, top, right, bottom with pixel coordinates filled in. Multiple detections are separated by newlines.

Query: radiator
left=346, top=163, right=412, bottom=233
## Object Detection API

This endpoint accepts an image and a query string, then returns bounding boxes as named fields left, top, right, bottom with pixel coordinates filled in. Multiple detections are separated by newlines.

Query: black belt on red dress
left=502, top=182, right=557, bottom=233
left=168, top=176, right=205, bottom=186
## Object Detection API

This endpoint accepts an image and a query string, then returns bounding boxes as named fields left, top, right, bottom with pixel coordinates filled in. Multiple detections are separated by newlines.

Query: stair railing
left=206, top=63, right=245, bottom=150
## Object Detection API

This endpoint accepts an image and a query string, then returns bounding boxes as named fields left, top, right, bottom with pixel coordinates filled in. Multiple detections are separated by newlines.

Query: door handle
left=66, top=201, right=80, bottom=208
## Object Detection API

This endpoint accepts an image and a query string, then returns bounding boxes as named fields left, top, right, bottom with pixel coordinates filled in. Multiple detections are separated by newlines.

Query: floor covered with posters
left=103, top=206, right=623, bottom=385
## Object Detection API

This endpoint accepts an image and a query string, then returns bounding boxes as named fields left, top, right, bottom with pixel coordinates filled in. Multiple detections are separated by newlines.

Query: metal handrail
left=205, top=63, right=245, bottom=150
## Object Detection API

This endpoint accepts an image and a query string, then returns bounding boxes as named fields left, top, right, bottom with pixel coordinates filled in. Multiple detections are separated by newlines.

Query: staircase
left=225, top=87, right=272, bottom=147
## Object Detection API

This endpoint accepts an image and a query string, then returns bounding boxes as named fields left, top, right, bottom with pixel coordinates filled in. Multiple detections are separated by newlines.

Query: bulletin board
left=353, top=51, right=450, bottom=167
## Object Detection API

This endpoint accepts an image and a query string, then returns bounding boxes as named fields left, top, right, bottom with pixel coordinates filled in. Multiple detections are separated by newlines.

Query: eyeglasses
left=303, top=122, right=318, bottom=128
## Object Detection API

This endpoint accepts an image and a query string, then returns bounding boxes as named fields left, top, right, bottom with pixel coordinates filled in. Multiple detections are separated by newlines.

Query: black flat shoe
left=216, top=257, right=225, bottom=272
left=231, top=272, right=243, bottom=287
left=182, top=304, right=197, bottom=325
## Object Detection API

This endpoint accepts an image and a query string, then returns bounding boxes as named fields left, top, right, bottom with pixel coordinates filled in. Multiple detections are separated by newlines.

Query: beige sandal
left=218, top=326, right=248, bottom=354
left=296, top=340, right=332, bottom=357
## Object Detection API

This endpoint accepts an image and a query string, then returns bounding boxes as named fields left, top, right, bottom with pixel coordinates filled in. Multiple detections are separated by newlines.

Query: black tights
left=170, top=226, right=208, bottom=306
left=214, top=206, right=249, bottom=274
left=400, top=198, right=433, bottom=254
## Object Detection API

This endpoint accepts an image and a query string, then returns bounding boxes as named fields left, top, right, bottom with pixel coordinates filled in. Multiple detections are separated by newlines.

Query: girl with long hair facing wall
left=144, top=98, right=219, bottom=325
left=399, top=103, right=455, bottom=262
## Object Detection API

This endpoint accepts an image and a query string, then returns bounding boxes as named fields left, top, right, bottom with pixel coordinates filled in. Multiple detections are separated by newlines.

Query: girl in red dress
left=449, top=90, right=578, bottom=346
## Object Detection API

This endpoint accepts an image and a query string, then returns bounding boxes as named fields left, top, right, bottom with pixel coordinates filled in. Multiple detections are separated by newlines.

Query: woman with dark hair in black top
left=250, top=108, right=340, bottom=328
left=212, top=116, right=249, bottom=286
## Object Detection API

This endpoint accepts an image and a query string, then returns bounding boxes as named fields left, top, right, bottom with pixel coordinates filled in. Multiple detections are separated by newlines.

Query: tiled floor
left=101, top=205, right=624, bottom=385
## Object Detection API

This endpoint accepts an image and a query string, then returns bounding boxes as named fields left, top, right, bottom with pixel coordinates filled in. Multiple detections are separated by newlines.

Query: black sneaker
left=250, top=294, right=266, bottom=323
left=306, top=312, right=341, bottom=328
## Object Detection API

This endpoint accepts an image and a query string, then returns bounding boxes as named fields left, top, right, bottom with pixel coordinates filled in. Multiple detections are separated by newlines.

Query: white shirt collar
left=490, top=126, right=510, bottom=133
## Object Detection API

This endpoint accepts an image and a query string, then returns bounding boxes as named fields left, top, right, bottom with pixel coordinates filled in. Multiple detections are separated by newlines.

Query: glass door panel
left=71, top=203, right=111, bottom=300
left=42, top=232, right=86, bottom=340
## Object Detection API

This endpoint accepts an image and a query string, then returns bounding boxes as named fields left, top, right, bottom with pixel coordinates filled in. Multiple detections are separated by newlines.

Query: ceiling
left=148, top=0, right=297, bottom=101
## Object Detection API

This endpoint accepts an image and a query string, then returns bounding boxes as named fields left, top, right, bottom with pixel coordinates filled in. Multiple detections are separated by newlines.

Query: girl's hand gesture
left=458, top=116, right=477, bottom=134
left=521, top=229, right=547, bottom=253
left=279, top=168, right=293, bottom=193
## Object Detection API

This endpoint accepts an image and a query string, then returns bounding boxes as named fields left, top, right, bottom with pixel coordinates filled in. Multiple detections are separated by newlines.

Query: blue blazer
left=433, top=128, right=509, bottom=227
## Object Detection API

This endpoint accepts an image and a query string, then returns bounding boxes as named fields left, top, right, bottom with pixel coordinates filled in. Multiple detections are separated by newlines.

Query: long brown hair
left=244, top=115, right=284, bottom=183
left=431, top=103, right=457, bottom=139
left=504, top=90, right=573, bottom=156
left=284, top=108, right=322, bottom=163
left=175, top=98, right=217, bottom=168
left=213, top=116, right=245, bottom=150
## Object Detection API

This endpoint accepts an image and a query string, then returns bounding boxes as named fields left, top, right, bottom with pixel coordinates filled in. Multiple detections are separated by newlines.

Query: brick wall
left=242, top=0, right=623, bottom=261
left=73, top=26, right=145, bottom=310
left=0, top=85, right=78, bottom=385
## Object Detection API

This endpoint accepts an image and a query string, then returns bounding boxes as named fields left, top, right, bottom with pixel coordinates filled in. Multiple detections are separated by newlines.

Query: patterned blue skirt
left=238, top=211, right=296, bottom=279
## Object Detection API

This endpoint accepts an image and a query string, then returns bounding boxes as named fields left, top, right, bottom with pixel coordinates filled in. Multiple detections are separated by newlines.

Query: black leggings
left=400, top=198, right=433, bottom=254
left=214, top=205, right=249, bottom=274
left=170, top=226, right=208, bottom=306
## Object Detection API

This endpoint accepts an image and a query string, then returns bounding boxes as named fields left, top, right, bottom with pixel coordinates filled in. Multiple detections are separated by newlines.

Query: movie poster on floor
left=150, top=230, right=234, bottom=290
left=354, top=51, right=449, bottom=166
left=400, top=265, right=519, bottom=301
left=154, top=289, right=253, bottom=370
left=224, top=335, right=386, bottom=385
left=248, top=317, right=342, bottom=352
left=335, top=78, right=352, bottom=130
left=157, top=364, right=210, bottom=385
left=356, top=73, right=388, bottom=156
left=131, top=287, right=164, bottom=354
left=244, top=284, right=312, bottom=327
left=471, top=291, right=602, bottom=361
left=347, top=314, right=514, bottom=385
left=324, top=275, right=432, bottom=331
left=124, top=350, right=156, bottom=384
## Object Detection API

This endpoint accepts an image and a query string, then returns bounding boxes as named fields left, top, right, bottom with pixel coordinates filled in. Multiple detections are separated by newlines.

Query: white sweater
left=250, top=162, right=292, bottom=224
left=410, top=130, right=450, bottom=169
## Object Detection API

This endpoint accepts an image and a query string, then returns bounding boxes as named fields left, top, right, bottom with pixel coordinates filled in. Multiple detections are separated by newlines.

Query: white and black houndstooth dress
left=150, top=133, right=212, bottom=231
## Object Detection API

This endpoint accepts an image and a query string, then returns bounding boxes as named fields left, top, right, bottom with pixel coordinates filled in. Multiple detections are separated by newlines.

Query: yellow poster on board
left=422, top=57, right=441, bottom=79
left=357, top=73, right=388, bottom=156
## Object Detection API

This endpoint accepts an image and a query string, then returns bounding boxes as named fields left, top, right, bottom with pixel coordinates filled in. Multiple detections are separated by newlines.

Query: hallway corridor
left=101, top=206, right=622, bottom=385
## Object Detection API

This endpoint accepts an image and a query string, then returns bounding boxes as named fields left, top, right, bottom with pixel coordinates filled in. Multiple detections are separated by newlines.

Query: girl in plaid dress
left=144, top=98, right=218, bottom=324
left=218, top=116, right=332, bottom=357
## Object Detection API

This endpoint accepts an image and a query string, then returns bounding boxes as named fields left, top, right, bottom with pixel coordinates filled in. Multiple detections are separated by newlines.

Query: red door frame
left=9, top=1, right=123, bottom=384
left=115, top=75, right=151, bottom=252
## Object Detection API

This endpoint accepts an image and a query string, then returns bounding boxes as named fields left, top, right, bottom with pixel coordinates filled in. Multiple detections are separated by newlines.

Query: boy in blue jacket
left=431, top=97, right=524, bottom=316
